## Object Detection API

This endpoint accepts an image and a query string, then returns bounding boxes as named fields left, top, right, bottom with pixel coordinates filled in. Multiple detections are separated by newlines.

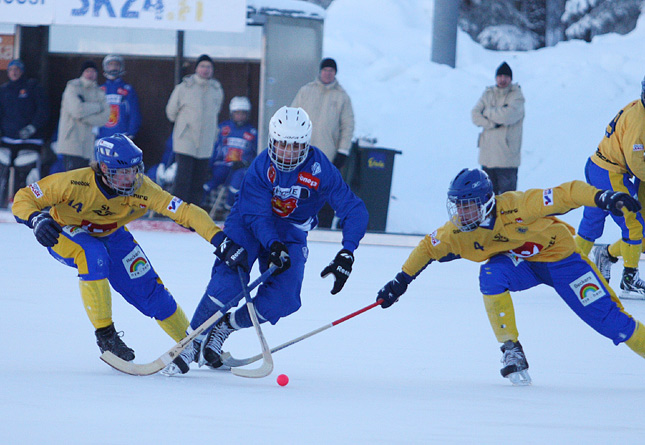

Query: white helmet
left=102, top=54, right=125, bottom=80
left=229, top=96, right=251, bottom=113
left=268, top=106, right=312, bottom=172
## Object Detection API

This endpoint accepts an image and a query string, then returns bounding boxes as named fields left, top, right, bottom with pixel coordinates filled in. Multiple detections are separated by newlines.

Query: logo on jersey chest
left=93, top=205, right=116, bottom=216
left=509, top=242, right=543, bottom=258
left=80, top=219, right=118, bottom=234
left=297, top=172, right=320, bottom=190
left=493, top=233, right=509, bottom=242
left=267, top=165, right=277, bottom=183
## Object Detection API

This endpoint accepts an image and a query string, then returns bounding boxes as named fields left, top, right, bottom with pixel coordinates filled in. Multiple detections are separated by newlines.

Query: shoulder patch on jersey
left=569, top=271, right=605, bottom=306
left=28, top=183, right=43, bottom=198
left=311, top=162, right=321, bottom=176
left=167, top=196, right=183, bottom=213
left=543, top=188, right=554, bottom=206
left=633, top=144, right=644, bottom=152
left=429, top=230, right=440, bottom=246
left=268, top=165, right=277, bottom=183
left=297, top=172, right=320, bottom=190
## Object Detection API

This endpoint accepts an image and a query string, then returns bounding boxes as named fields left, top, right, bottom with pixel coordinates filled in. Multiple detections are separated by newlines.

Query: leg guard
left=575, top=235, right=595, bottom=256
left=156, top=305, right=190, bottom=342
left=609, top=240, right=622, bottom=258
left=621, top=240, right=642, bottom=269
left=625, top=321, right=645, bottom=359
left=483, top=291, right=519, bottom=343
left=79, top=279, right=113, bottom=330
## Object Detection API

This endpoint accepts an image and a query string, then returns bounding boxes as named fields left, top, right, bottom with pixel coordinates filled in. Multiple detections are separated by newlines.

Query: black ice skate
left=161, top=341, right=199, bottom=376
left=95, top=323, right=135, bottom=362
left=592, top=244, right=617, bottom=282
left=500, top=340, right=531, bottom=386
left=620, top=267, right=645, bottom=300
left=201, top=313, right=235, bottom=370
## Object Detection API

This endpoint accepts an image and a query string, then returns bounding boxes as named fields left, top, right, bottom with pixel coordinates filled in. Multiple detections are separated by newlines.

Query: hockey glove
left=320, top=249, right=354, bottom=295
left=377, top=272, right=412, bottom=309
left=268, top=241, right=290, bottom=276
left=212, top=232, right=248, bottom=271
left=19, top=124, right=36, bottom=140
left=31, top=212, right=62, bottom=247
left=595, top=190, right=641, bottom=217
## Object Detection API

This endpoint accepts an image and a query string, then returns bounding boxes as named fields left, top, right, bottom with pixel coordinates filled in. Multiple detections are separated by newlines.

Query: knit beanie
left=8, top=59, right=25, bottom=71
left=80, top=60, right=98, bottom=75
left=320, top=58, right=337, bottom=72
left=496, top=62, right=512, bottom=79
left=196, top=54, right=214, bottom=68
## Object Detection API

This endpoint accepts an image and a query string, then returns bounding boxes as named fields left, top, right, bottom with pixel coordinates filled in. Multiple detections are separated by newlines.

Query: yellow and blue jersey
left=12, top=167, right=221, bottom=242
left=402, top=181, right=600, bottom=277
left=591, top=99, right=645, bottom=179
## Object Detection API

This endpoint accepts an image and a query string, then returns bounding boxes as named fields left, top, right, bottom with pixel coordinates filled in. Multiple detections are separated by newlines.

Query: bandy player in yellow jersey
left=12, top=134, right=247, bottom=362
left=376, top=168, right=645, bottom=385
left=576, top=76, right=645, bottom=298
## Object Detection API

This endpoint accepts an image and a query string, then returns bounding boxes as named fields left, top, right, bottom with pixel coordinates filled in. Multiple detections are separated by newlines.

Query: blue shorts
left=577, top=157, right=645, bottom=243
left=190, top=214, right=308, bottom=330
left=479, top=252, right=635, bottom=345
left=49, top=226, right=178, bottom=320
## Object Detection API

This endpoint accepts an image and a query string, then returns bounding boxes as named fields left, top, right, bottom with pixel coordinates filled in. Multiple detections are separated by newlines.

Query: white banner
left=0, top=0, right=247, bottom=33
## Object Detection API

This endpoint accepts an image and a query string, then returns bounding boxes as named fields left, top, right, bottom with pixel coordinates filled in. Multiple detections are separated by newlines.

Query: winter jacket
left=0, top=76, right=49, bottom=143
left=165, top=74, right=224, bottom=160
left=57, top=77, right=110, bottom=160
left=471, top=83, right=525, bottom=168
left=291, top=78, right=354, bottom=161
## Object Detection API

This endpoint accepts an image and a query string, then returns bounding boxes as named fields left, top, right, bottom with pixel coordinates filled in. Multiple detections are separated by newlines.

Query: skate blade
left=620, top=290, right=645, bottom=300
left=507, top=370, right=532, bottom=386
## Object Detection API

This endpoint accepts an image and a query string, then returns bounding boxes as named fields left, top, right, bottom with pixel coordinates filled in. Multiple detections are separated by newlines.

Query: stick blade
left=230, top=356, right=274, bottom=378
left=100, top=351, right=169, bottom=376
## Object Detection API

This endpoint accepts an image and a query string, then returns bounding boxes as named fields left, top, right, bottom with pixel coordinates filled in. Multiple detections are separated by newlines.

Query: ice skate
left=591, top=244, right=617, bottom=282
left=200, top=314, right=235, bottom=370
left=500, top=340, right=531, bottom=386
left=95, top=323, right=135, bottom=362
left=620, top=267, right=645, bottom=300
left=161, top=341, right=199, bottom=376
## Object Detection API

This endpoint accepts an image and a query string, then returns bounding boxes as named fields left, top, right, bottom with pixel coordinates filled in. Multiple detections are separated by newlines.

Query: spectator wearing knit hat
left=56, top=59, right=110, bottom=171
left=291, top=57, right=355, bottom=228
left=166, top=54, right=224, bottom=206
left=0, top=59, right=50, bottom=207
left=471, top=61, right=525, bottom=194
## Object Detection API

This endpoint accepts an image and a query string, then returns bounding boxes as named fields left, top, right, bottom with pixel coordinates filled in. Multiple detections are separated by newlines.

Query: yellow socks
left=483, top=291, right=519, bottom=343
left=79, top=279, right=113, bottom=329
left=625, top=322, right=645, bottom=359
left=157, top=306, right=190, bottom=342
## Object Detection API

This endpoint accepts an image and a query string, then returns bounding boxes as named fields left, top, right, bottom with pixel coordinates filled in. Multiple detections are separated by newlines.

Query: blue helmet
left=95, top=134, right=144, bottom=196
left=446, top=168, right=495, bottom=232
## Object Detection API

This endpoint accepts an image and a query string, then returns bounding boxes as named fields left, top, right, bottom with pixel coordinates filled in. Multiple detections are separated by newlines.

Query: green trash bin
left=347, top=145, right=402, bottom=232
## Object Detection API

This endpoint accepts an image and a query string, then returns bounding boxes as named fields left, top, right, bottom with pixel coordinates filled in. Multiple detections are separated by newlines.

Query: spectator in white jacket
left=166, top=54, right=224, bottom=206
left=57, top=60, right=110, bottom=171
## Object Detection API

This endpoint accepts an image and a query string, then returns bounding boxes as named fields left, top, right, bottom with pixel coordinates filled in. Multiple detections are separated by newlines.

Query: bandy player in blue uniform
left=164, top=106, right=369, bottom=375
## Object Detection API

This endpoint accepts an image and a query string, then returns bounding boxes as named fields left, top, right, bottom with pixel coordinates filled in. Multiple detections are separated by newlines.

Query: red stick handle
left=331, top=299, right=384, bottom=326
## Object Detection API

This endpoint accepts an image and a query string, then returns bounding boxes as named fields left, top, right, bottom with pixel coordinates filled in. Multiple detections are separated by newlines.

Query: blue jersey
left=212, top=120, right=258, bottom=166
left=230, top=146, right=368, bottom=251
left=98, top=78, right=142, bottom=138
left=0, top=76, right=49, bottom=142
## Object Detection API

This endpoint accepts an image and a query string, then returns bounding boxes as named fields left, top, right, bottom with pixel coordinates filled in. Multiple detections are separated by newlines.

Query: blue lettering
left=93, top=0, right=116, bottom=17
left=121, top=0, right=138, bottom=18
left=72, top=0, right=90, bottom=16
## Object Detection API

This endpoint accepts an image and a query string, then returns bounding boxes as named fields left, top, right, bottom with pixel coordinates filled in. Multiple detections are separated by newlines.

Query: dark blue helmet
left=95, top=134, right=144, bottom=196
left=446, top=168, right=495, bottom=232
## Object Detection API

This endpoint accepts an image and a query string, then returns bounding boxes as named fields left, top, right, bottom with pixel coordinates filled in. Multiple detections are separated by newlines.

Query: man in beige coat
left=166, top=54, right=224, bottom=206
left=471, top=62, right=525, bottom=194
left=57, top=60, right=110, bottom=171
left=292, top=58, right=355, bottom=227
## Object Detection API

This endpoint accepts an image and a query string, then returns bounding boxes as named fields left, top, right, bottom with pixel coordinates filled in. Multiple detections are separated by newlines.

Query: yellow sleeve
left=516, top=180, right=599, bottom=220
left=12, top=173, right=70, bottom=225
left=143, top=179, right=221, bottom=243
left=401, top=223, right=460, bottom=277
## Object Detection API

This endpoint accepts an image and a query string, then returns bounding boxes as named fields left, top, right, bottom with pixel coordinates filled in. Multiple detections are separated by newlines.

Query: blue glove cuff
left=395, top=271, right=413, bottom=285
left=211, top=230, right=226, bottom=246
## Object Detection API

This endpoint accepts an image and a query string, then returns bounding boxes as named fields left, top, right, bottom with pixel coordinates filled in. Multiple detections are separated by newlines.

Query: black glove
left=31, top=212, right=62, bottom=247
left=231, top=161, right=247, bottom=170
left=320, top=249, right=354, bottom=295
left=333, top=153, right=348, bottom=169
left=377, top=272, right=412, bottom=309
left=595, top=190, right=642, bottom=217
left=268, top=241, right=290, bottom=276
left=211, top=232, right=248, bottom=271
